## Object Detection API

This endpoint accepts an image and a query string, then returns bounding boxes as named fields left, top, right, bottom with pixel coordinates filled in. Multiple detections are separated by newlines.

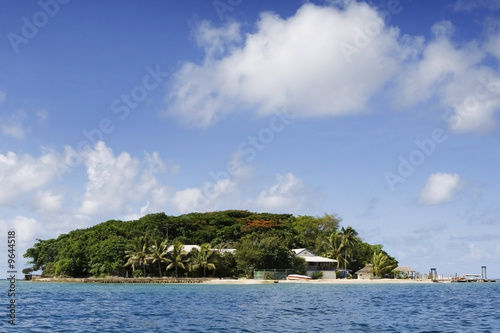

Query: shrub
left=312, top=271, right=323, bottom=280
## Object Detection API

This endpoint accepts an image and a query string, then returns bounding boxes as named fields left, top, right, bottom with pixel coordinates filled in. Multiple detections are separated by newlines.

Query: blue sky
left=1, top=0, right=500, bottom=278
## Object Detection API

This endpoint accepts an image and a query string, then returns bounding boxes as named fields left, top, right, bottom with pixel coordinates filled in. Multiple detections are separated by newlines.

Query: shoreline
left=205, top=278, right=435, bottom=284
left=29, top=276, right=437, bottom=284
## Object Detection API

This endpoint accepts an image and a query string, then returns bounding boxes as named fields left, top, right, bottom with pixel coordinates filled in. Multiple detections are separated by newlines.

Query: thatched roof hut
left=393, top=266, right=416, bottom=278
left=355, top=265, right=374, bottom=279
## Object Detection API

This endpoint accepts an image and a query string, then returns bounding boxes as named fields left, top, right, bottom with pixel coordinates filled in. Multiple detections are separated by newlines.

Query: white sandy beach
left=204, top=278, right=434, bottom=284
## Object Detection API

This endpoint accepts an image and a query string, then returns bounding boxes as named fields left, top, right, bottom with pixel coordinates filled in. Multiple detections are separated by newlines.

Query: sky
left=1, top=0, right=499, bottom=279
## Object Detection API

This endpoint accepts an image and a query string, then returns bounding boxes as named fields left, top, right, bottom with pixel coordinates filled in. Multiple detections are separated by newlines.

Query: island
left=23, top=210, right=400, bottom=281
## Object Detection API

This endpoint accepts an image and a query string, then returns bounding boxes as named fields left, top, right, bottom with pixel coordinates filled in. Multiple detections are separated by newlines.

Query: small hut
left=393, top=266, right=416, bottom=279
left=355, top=265, right=374, bottom=279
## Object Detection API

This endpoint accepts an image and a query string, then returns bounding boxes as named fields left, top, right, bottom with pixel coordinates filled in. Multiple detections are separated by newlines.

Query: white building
left=292, top=248, right=337, bottom=279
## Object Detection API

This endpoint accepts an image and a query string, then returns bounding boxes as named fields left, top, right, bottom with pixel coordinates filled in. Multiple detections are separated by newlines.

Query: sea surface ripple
left=2, top=281, right=499, bottom=332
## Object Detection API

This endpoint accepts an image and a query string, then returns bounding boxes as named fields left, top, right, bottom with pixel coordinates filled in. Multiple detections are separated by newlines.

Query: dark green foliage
left=290, top=213, right=341, bottom=252
left=234, top=231, right=300, bottom=277
left=24, top=238, right=58, bottom=272
left=214, top=252, right=237, bottom=278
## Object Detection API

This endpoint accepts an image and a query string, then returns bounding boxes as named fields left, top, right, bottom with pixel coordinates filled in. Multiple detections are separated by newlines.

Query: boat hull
left=287, top=274, right=311, bottom=280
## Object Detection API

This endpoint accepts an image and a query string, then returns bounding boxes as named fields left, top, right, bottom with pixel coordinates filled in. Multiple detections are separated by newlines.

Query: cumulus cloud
left=77, top=142, right=168, bottom=217
left=165, top=2, right=404, bottom=126
left=0, top=151, right=58, bottom=206
left=419, top=172, right=463, bottom=205
left=29, top=190, right=64, bottom=213
left=3, top=216, right=46, bottom=244
left=249, top=173, right=314, bottom=213
left=170, top=152, right=248, bottom=213
left=392, top=20, right=500, bottom=133
left=171, top=178, right=238, bottom=213
left=0, top=216, right=47, bottom=269
left=165, top=2, right=500, bottom=134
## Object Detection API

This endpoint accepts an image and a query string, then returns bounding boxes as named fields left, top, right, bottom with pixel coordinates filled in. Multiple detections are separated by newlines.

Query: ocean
left=2, top=281, right=499, bottom=332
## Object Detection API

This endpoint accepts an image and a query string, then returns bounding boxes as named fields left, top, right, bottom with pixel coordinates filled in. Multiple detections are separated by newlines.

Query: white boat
left=287, top=274, right=311, bottom=280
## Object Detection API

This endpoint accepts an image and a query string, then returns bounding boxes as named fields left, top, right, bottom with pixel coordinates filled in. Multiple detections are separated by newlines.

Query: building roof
left=301, top=256, right=337, bottom=263
left=355, top=265, right=374, bottom=274
left=292, top=248, right=317, bottom=256
left=166, top=244, right=200, bottom=253
left=393, top=266, right=415, bottom=273
left=292, top=248, right=337, bottom=263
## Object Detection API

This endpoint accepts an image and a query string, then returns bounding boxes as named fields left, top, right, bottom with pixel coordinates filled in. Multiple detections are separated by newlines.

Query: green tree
left=24, top=238, right=58, bottom=274
left=125, top=236, right=150, bottom=276
left=54, top=258, right=78, bottom=277
left=55, top=236, right=88, bottom=277
left=234, top=234, right=265, bottom=276
left=88, top=236, right=128, bottom=277
left=148, top=238, right=169, bottom=277
left=235, top=232, right=298, bottom=277
left=322, top=232, right=345, bottom=268
left=339, top=226, right=359, bottom=272
left=290, top=213, right=341, bottom=251
left=370, top=252, right=395, bottom=278
left=166, top=240, right=187, bottom=278
left=189, top=243, right=216, bottom=277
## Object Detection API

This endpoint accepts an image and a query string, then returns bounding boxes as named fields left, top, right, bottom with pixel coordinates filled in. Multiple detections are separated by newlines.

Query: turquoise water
left=1, top=281, right=499, bottom=332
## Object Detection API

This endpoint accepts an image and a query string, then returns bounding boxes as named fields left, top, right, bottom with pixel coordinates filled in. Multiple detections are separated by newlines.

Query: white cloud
left=171, top=175, right=237, bottom=214
left=444, top=70, right=500, bottom=133
left=392, top=20, right=500, bottom=133
left=484, top=19, right=500, bottom=61
left=0, top=151, right=57, bottom=206
left=3, top=216, right=46, bottom=245
left=194, top=20, right=242, bottom=57
left=419, top=172, right=463, bottom=205
left=166, top=3, right=500, bottom=134
left=1, top=109, right=28, bottom=139
left=29, top=190, right=64, bottom=213
left=0, top=216, right=47, bottom=270
left=170, top=152, right=250, bottom=213
left=165, top=2, right=404, bottom=126
left=249, top=173, right=313, bottom=213
left=77, top=142, right=167, bottom=217
left=171, top=187, right=209, bottom=214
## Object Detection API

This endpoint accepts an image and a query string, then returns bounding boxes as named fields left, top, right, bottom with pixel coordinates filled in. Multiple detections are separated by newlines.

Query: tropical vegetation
left=23, top=210, right=398, bottom=278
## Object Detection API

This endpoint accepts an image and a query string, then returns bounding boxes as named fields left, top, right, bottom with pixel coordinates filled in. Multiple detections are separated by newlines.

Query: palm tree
left=189, top=243, right=216, bottom=277
left=166, top=240, right=187, bottom=278
left=324, top=232, right=346, bottom=268
left=125, top=236, right=150, bottom=276
left=371, top=252, right=395, bottom=278
left=339, top=226, right=359, bottom=273
left=149, top=238, right=169, bottom=277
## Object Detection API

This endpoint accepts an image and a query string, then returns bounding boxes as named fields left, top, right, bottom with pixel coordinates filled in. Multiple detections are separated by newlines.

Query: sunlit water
left=1, top=281, right=499, bottom=332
